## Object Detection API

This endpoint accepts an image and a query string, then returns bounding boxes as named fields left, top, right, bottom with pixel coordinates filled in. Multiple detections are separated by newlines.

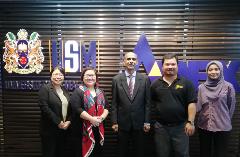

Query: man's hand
left=185, top=122, right=195, bottom=136
left=112, top=124, right=118, bottom=132
left=143, top=123, right=150, bottom=132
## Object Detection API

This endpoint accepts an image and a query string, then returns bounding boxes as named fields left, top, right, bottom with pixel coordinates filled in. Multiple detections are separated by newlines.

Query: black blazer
left=38, top=83, right=71, bottom=135
left=111, top=72, right=151, bottom=131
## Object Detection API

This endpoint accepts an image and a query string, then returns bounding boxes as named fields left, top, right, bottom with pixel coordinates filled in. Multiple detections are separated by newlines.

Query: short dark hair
left=162, top=53, right=178, bottom=65
left=81, top=67, right=99, bottom=87
left=50, top=65, right=65, bottom=77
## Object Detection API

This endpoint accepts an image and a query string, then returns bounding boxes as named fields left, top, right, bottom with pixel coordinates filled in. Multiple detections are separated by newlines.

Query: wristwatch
left=187, top=120, right=194, bottom=126
left=101, top=116, right=105, bottom=121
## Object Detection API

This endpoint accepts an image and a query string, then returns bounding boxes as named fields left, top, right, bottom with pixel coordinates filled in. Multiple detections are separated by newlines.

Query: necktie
left=128, top=75, right=133, bottom=97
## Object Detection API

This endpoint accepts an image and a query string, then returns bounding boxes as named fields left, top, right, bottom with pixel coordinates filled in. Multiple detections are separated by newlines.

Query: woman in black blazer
left=38, top=66, right=71, bottom=157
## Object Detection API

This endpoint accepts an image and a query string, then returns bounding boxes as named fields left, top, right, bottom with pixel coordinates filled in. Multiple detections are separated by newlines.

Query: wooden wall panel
left=0, top=42, right=3, bottom=157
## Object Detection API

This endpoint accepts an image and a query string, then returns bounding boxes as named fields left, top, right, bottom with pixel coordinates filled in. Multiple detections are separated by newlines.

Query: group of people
left=38, top=52, right=236, bottom=157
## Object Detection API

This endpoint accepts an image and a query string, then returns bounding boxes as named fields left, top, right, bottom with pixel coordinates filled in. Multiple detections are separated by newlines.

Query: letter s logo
left=64, top=40, right=81, bottom=72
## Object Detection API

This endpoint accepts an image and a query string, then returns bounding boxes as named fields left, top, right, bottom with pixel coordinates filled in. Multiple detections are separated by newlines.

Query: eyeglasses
left=52, top=73, right=64, bottom=77
left=84, top=74, right=96, bottom=78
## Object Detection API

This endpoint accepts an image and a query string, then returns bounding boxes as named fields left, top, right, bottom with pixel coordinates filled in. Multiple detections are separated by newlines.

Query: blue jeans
left=154, top=122, right=189, bottom=157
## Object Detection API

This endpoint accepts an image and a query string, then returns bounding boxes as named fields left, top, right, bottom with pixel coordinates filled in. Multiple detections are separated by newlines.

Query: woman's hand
left=90, top=116, right=101, bottom=127
left=58, top=121, right=64, bottom=129
left=58, top=121, right=71, bottom=130
left=62, top=121, right=71, bottom=130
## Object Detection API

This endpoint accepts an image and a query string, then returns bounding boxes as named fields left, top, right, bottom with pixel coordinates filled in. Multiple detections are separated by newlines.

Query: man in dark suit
left=111, top=52, right=151, bottom=157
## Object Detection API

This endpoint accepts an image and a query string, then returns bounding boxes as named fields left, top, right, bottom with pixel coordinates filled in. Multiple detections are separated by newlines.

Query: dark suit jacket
left=111, top=71, right=151, bottom=131
left=38, top=83, right=71, bottom=136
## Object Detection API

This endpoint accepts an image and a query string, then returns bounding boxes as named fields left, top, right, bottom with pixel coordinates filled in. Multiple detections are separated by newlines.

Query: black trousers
left=198, top=128, right=230, bottom=157
left=71, top=135, right=82, bottom=157
left=89, top=127, right=103, bottom=157
left=71, top=127, right=102, bottom=157
left=41, top=129, right=69, bottom=157
left=118, top=129, right=144, bottom=157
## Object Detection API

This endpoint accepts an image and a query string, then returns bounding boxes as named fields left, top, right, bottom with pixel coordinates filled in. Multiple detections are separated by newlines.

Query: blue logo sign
left=51, top=40, right=96, bottom=72
left=48, top=34, right=240, bottom=92
left=134, top=34, right=240, bottom=92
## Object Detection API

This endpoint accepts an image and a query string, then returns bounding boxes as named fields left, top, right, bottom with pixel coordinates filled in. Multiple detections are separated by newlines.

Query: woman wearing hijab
left=70, top=67, right=109, bottom=157
left=197, top=60, right=236, bottom=157
left=38, top=66, right=71, bottom=157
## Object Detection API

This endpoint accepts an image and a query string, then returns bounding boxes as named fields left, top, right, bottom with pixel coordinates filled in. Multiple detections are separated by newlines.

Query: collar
left=159, top=75, right=181, bottom=81
left=125, top=70, right=136, bottom=77
left=50, top=82, right=62, bottom=89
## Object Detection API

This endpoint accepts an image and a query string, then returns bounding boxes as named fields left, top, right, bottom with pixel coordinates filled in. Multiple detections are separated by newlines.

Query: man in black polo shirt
left=150, top=53, right=196, bottom=157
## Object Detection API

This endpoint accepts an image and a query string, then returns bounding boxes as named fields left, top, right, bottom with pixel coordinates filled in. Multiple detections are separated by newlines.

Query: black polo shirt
left=150, top=76, right=197, bottom=125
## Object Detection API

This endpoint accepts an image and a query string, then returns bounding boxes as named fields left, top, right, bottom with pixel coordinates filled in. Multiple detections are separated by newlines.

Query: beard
left=164, top=69, right=177, bottom=76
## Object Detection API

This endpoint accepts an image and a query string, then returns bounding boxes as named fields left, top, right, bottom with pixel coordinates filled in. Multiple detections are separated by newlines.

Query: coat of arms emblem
left=3, top=29, right=44, bottom=74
